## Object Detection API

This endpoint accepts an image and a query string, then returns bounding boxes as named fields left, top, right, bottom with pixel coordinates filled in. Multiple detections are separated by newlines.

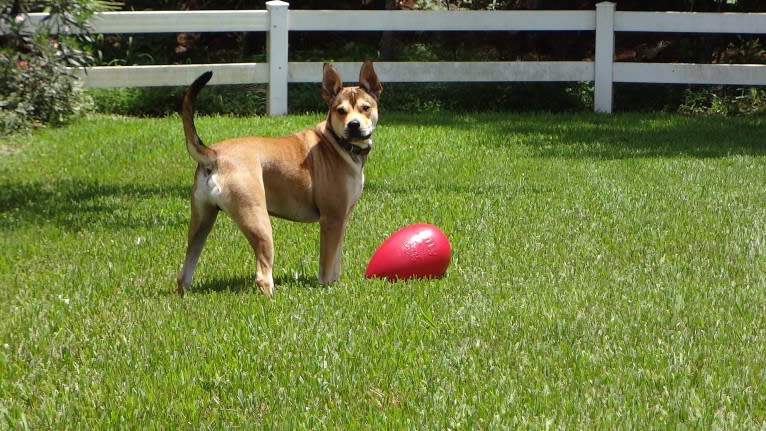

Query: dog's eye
left=336, top=107, right=347, bottom=115
left=361, top=105, right=371, bottom=112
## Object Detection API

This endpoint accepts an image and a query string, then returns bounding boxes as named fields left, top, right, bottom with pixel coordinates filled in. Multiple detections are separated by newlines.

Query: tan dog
left=177, top=61, right=382, bottom=297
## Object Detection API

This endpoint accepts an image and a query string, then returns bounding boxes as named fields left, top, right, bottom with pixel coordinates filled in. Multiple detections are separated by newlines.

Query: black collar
left=329, top=129, right=371, bottom=158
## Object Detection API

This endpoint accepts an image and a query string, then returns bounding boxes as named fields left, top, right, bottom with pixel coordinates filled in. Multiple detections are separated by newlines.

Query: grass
left=1, top=111, right=766, bottom=429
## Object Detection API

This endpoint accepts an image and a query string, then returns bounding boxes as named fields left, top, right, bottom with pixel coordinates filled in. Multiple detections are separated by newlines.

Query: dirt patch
left=0, top=144, right=19, bottom=155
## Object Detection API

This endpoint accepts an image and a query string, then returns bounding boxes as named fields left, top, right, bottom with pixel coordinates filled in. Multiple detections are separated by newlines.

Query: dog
left=177, top=61, right=382, bottom=297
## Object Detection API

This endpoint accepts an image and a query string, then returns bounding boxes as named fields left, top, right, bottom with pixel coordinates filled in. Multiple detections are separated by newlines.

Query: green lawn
left=1, top=112, right=765, bottom=429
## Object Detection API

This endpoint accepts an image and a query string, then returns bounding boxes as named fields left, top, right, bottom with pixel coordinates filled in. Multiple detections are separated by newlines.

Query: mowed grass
left=1, top=111, right=766, bottom=429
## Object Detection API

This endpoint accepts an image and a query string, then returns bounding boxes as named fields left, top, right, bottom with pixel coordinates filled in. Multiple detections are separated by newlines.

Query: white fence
left=7, top=1, right=766, bottom=114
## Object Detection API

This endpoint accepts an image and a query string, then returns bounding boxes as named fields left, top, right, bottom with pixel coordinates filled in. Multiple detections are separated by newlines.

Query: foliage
left=89, top=84, right=266, bottom=117
left=284, top=81, right=593, bottom=115
left=0, top=0, right=118, bottom=135
left=2, top=112, right=766, bottom=428
left=680, top=86, right=766, bottom=116
left=677, top=37, right=766, bottom=115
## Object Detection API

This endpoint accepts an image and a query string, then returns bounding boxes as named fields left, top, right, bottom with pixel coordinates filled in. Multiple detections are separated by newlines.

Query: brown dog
left=177, top=62, right=382, bottom=296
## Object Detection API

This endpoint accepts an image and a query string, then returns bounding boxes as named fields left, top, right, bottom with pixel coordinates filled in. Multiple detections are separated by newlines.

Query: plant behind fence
left=0, top=0, right=119, bottom=134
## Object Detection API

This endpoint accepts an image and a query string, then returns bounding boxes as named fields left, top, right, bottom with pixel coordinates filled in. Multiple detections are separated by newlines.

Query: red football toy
left=365, top=224, right=452, bottom=281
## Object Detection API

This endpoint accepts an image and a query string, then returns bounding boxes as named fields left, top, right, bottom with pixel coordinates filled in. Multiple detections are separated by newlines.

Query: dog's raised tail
left=182, top=71, right=216, bottom=166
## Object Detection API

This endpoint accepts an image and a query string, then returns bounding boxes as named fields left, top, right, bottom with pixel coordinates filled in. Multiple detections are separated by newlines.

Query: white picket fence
left=7, top=1, right=766, bottom=114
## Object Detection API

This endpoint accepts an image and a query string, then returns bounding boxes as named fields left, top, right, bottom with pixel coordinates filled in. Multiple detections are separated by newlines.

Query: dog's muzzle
left=345, top=120, right=372, bottom=141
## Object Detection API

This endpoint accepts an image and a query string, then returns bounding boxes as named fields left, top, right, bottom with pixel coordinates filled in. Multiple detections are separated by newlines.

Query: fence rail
left=4, top=1, right=766, bottom=114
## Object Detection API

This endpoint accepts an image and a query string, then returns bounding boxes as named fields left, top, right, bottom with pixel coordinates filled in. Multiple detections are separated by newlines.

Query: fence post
left=594, top=2, right=615, bottom=113
left=267, top=1, right=289, bottom=116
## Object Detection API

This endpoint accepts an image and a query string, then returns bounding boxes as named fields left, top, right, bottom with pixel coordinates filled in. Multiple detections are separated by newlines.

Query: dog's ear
left=359, top=60, right=382, bottom=101
left=322, top=63, right=343, bottom=105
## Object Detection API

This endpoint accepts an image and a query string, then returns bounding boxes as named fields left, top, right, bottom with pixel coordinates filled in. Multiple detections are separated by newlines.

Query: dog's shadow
left=190, top=273, right=318, bottom=295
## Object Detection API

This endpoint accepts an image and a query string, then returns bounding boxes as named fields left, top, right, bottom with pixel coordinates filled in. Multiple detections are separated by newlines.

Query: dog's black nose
left=347, top=120, right=360, bottom=130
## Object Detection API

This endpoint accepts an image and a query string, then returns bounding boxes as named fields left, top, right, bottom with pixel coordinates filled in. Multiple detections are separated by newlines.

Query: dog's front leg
left=318, top=216, right=346, bottom=284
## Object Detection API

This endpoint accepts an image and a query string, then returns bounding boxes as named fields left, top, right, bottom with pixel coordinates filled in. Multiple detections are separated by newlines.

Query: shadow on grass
left=363, top=180, right=551, bottom=196
left=189, top=272, right=318, bottom=295
left=190, top=274, right=254, bottom=294
left=0, top=179, right=189, bottom=232
left=382, top=111, right=766, bottom=159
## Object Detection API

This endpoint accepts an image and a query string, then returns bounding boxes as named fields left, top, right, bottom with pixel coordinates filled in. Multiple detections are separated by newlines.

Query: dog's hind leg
left=236, top=212, right=274, bottom=297
left=230, top=206, right=275, bottom=297
left=177, top=201, right=219, bottom=294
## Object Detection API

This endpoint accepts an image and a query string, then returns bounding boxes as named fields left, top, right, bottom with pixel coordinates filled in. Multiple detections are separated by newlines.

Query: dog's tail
left=182, top=71, right=216, bottom=166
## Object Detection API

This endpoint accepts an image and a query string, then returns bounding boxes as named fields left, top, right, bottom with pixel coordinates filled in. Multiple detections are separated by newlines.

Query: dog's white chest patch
left=348, top=172, right=364, bottom=204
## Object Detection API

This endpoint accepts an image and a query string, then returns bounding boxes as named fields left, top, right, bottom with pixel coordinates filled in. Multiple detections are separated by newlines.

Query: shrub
left=0, top=47, right=91, bottom=133
left=89, top=84, right=266, bottom=117
left=0, top=0, right=116, bottom=135
left=679, top=86, right=766, bottom=116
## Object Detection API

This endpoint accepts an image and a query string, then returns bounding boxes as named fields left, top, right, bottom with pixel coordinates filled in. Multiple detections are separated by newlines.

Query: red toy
left=365, top=224, right=452, bottom=281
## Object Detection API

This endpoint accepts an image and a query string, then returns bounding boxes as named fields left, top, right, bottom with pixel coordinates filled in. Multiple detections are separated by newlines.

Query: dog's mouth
left=349, top=133, right=372, bottom=142
left=344, top=129, right=373, bottom=142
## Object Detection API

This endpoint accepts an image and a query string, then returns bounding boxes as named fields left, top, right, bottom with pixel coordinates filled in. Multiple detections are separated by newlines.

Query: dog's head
left=322, top=61, right=382, bottom=149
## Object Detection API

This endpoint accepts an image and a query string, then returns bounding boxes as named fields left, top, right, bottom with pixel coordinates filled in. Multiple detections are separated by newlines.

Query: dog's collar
left=329, top=129, right=371, bottom=158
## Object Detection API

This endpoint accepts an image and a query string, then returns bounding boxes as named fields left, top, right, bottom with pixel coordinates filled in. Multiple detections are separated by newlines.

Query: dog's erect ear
left=322, top=63, right=343, bottom=105
left=359, top=60, right=382, bottom=101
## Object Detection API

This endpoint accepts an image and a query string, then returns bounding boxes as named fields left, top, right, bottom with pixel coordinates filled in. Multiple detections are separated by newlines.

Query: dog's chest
left=335, top=151, right=366, bottom=205
left=346, top=171, right=364, bottom=205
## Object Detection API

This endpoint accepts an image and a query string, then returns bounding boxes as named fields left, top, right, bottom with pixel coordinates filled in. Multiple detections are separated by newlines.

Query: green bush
left=89, top=84, right=266, bottom=117
left=288, top=81, right=594, bottom=114
left=680, top=86, right=766, bottom=116
left=0, top=50, right=92, bottom=134
left=0, top=0, right=116, bottom=135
